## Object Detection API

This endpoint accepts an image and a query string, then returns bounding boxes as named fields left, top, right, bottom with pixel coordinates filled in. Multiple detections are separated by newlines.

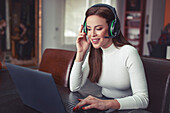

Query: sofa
left=141, top=57, right=170, bottom=113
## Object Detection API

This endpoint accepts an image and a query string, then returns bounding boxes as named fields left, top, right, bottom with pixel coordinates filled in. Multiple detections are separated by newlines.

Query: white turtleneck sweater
left=69, top=44, right=149, bottom=110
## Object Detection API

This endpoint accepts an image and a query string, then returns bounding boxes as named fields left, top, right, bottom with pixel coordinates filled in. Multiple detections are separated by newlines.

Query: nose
left=91, top=29, right=97, bottom=37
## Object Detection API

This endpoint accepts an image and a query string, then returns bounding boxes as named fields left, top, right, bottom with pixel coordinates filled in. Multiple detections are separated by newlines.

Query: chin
left=92, top=44, right=101, bottom=49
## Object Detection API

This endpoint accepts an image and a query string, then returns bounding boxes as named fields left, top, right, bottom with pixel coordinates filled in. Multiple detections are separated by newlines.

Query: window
left=64, top=0, right=86, bottom=45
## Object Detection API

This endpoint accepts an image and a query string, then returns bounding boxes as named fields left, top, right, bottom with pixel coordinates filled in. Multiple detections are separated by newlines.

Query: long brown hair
left=87, top=6, right=131, bottom=83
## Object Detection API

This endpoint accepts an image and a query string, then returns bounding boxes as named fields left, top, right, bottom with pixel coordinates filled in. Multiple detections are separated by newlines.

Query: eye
left=87, top=28, right=91, bottom=31
left=96, top=27, right=103, bottom=30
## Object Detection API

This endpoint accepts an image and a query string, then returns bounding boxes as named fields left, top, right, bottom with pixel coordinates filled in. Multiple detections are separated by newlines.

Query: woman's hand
left=75, top=25, right=90, bottom=62
left=73, top=95, right=120, bottom=111
left=76, top=25, right=90, bottom=53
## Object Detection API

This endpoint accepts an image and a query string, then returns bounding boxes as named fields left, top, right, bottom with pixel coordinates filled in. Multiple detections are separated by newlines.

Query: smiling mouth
left=92, top=39, right=99, bottom=41
left=91, top=38, right=100, bottom=44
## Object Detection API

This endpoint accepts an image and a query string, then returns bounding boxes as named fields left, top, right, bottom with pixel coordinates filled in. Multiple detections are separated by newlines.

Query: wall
left=142, top=0, right=154, bottom=56
left=164, top=0, right=170, bottom=26
left=42, top=0, right=65, bottom=54
left=143, top=0, right=166, bottom=56
left=115, top=0, right=125, bottom=33
left=42, top=0, right=77, bottom=55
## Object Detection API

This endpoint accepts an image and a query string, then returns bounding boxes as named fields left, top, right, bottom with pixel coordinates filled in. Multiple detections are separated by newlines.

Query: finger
left=87, top=37, right=90, bottom=44
left=77, top=33, right=86, bottom=43
left=77, top=96, right=96, bottom=107
left=78, top=33, right=86, bottom=37
left=79, top=25, right=84, bottom=33
left=82, top=104, right=96, bottom=110
left=74, top=99, right=90, bottom=110
left=76, top=35, right=85, bottom=43
left=77, top=100, right=87, bottom=107
left=78, top=99, right=83, bottom=102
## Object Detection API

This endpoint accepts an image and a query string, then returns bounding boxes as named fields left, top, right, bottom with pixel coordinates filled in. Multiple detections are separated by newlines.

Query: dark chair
left=147, top=41, right=167, bottom=58
left=39, top=49, right=76, bottom=88
left=141, top=57, right=170, bottom=113
left=147, top=41, right=156, bottom=56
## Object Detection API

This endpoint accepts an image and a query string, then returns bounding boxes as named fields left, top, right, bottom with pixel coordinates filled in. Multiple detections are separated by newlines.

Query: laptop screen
left=6, top=63, right=66, bottom=113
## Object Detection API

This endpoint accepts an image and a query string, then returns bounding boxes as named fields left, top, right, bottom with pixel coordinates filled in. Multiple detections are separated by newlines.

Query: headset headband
left=91, top=4, right=118, bottom=23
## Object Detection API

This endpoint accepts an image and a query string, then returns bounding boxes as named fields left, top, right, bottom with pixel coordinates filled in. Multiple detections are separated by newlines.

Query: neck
left=101, top=44, right=117, bottom=54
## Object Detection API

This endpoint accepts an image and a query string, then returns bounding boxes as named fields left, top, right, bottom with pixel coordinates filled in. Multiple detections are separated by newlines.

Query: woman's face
left=86, top=15, right=112, bottom=49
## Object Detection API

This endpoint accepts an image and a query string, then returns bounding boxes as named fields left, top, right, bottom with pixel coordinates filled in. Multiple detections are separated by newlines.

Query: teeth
left=93, top=39, right=98, bottom=42
left=92, top=39, right=99, bottom=42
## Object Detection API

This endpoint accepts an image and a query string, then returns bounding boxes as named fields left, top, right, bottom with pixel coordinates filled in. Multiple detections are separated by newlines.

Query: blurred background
left=0, top=0, right=169, bottom=68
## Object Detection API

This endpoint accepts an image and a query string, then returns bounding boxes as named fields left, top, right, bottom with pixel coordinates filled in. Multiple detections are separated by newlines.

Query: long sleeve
left=116, top=46, right=149, bottom=109
left=69, top=53, right=90, bottom=92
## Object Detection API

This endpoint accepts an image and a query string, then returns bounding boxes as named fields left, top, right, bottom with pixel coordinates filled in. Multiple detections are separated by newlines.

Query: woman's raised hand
left=75, top=25, right=90, bottom=62
left=76, top=25, right=90, bottom=53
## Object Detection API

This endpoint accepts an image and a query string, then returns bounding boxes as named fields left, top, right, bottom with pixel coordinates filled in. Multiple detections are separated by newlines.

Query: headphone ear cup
left=108, top=19, right=120, bottom=38
left=113, top=19, right=120, bottom=37
left=108, top=20, right=116, bottom=37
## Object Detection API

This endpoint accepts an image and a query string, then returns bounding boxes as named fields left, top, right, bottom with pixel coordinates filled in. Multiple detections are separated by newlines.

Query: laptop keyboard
left=64, top=101, right=90, bottom=113
left=64, top=101, right=105, bottom=113
left=64, top=101, right=76, bottom=113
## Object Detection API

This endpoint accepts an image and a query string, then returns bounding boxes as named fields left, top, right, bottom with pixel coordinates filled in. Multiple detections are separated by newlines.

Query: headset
left=83, top=4, right=120, bottom=38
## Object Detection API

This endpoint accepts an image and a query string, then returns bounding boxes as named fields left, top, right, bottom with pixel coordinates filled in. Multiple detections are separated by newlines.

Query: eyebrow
left=87, top=25, right=104, bottom=28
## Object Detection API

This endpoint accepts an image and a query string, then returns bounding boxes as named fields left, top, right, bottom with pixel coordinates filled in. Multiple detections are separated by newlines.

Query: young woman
left=70, top=4, right=149, bottom=111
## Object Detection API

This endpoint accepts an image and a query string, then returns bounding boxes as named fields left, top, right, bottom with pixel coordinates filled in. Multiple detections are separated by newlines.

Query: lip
left=91, top=38, right=100, bottom=44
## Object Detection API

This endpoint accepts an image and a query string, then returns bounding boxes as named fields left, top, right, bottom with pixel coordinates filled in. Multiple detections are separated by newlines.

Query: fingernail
left=74, top=106, right=79, bottom=109
left=73, top=107, right=76, bottom=111
left=78, top=99, right=81, bottom=101
left=82, top=107, right=86, bottom=110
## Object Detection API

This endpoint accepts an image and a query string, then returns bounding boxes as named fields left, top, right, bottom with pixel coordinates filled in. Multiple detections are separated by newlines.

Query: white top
left=69, top=44, right=149, bottom=110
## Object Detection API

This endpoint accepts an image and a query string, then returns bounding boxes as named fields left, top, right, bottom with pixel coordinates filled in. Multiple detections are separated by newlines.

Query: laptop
left=6, top=63, right=79, bottom=113
left=6, top=63, right=112, bottom=113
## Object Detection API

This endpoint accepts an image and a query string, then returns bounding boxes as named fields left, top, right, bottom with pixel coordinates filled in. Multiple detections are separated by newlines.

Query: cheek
left=101, top=28, right=109, bottom=36
left=101, top=37, right=106, bottom=42
left=100, top=31, right=108, bottom=37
